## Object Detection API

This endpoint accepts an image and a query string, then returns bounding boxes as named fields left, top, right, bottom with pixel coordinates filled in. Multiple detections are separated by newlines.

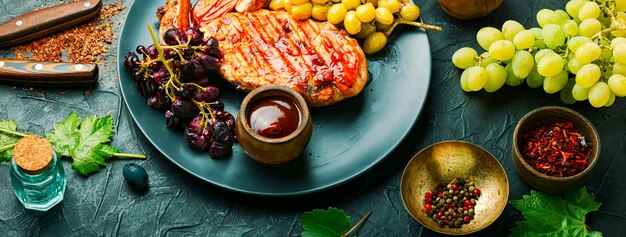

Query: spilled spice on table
left=13, top=1, right=126, bottom=65
left=521, top=121, right=592, bottom=177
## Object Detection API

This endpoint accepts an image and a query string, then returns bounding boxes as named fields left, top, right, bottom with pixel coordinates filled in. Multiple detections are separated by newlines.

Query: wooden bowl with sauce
left=236, top=85, right=313, bottom=165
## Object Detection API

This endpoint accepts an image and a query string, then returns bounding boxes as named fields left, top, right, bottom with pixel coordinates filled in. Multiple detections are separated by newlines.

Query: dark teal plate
left=117, top=0, right=431, bottom=196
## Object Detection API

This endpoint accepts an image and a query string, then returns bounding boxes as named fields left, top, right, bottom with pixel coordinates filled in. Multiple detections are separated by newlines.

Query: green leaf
left=510, top=187, right=602, bottom=237
left=300, top=208, right=352, bottom=237
left=46, top=112, right=119, bottom=175
left=45, top=112, right=81, bottom=158
left=0, top=120, right=19, bottom=162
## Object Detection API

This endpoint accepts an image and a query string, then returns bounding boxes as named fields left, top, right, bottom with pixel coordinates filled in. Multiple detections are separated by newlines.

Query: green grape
left=355, top=22, right=376, bottom=39
left=608, top=74, right=626, bottom=97
left=568, top=58, right=583, bottom=74
left=342, top=0, right=360, bottom=10
left=578, top=18, right=601, bottom=38
left=452, top=47, right=478, bottom=69
left=375, top=7, right=394, bottom=25
left=578, top=2, right=600, bottom=20
left=560, top=79, right=577, bottom=104
left=561, top=20, right=579, bottom=36
left=565, top=0, right=586, bottom=19
left=291, top=2, right=313, bottom=20
left=343, top=11, right=361, bottom=35
left=543, top=70, right=568, bottom=94
left=502, top=20, right=525, bottom=41
left=399, top=3, right=420, bottom=21
left=534, top=49, right=555, bottom=64
left=613, top=44, right=626, bottom=64
left=554, top=10, right=570, bottom=22
left=513, top=30, right=535, bottom=49
left=588, top=81, right=611, bottom=108
left=375, top=21, right=392, bottom=32
left=572, top=84, right=590, bottom=101
left=611, top=37, right=626, bottom=48
left=356, top=3, right=376, bottom=22
left=567, top=36, right=592, bottom=52
left=530, top=27, right=543, bottom=39
left=363, top=32, right=387, bottom=54
left=479, top=52, right=498, bottom=67
left=488, top=40, right=516, bottom=61
left=613, top=62, right=626, bottom=76
left=484, top=63, right=507, bottom=92
left=534, top=39, right=547, bottom=48
left=312, top=4, right=330, bottom=21
left=537, top=9, right=561, bottom=28
left=511, top=50, right=534, bottom=78
left=542, top=24, right=566, bottom=49
left=618, top=0, right=626, bottom=11
left=460, top=69, right=471, bottom=92
left=476, top=27, right=504, bottom=50
left=602, top=47, right=613, bottom=60
left=575, top=63, right=601, bottom=88
left=466, top=66, right=489, bottom=91
left=270, top=0, right=285, bottom=10
left=377, top=0, right=400, bottom=13
left=505, top=64, right=525, bottom=86
left=604, top=92, right=616, bottom=107
left=526, top=67, right=545, bottom=88
left=537, top=53, right=565, bottom=77
left=575, top=42, right=601, bottom=64
left=327, top=4, right=348, bottom=24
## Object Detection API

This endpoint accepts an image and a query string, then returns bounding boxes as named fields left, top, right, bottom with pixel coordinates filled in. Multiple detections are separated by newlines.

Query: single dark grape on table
left=123, top=163, right=149, bottom=191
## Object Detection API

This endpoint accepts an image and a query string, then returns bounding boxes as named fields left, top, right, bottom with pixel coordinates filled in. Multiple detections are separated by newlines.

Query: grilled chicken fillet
left=201, top=10, right=368, bottom=106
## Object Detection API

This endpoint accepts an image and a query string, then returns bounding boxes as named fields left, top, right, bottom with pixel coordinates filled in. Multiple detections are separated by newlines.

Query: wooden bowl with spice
left=512, top=106, right=600, bottom=193
left=400, top=141, right=509, bottom=235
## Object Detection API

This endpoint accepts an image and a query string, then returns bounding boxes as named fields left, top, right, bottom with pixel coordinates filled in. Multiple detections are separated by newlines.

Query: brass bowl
left=512, top=106, right=600, bottom=193
left=400, top=141, right=509, bottom=235
left=438, top=0, right=504, bottom=20
left=235, top=85, right=313, bottom=165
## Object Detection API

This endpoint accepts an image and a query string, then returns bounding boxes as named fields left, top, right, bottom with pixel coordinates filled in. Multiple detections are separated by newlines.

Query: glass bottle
left=10, top=136, right=66, bottom=211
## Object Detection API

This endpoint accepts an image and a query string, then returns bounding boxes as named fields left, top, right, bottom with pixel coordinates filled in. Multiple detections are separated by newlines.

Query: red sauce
left=247, top=96, right=301, bottom=138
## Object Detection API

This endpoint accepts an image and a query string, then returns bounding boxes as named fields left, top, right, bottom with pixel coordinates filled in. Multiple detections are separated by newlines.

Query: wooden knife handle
left=0, top=59, right=98, bottom=87
left=0, top=0, right=102, bottom=48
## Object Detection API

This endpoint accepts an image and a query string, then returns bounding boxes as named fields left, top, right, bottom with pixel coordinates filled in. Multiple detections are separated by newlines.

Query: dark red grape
left=184, top=116, right=211, bottom=151
left=171, top=98, right=198, bottom=120
left=131, top=71, right=143, bottom=82
left=204, top=37, right=221, bottom=58
left=193, top=86, right=220, bottom=102
left=196, top=76, right=210, bottom=86
left=210, top=121, right=233, bottom=145
left=191, top=58, right=207, bottom=75
left=165, top=110, right=183, bottom=129
left=148, top=93, right=169, bottom=112
left=178, top=84, right=196, bottom=99
left=183, top=46, right=195, bottom=59
left=163, top=49, right=176, bottom=59
left=145, top=45, right=159, bottom=59
left=215, top=110, right=235, bottom=132
left=184, top=28, right=204, bottom=46
left=179, top=60, right=196, bottom=82
left=136, top=45, right=146, bottom=55
left=209, top=141, right=231, bottom=157
left=197, top=53, right=220, bottom=72
left=152, top=67, right=170, bottom=86
left=148, top=61, right=162, bottom=70
left=210, top=101, right=224, bottom=111
left=163, top=28, right=183, bottom=46
left=137, top=79, right=155, bottom=98
left=123, top=52, right=140, bottom=69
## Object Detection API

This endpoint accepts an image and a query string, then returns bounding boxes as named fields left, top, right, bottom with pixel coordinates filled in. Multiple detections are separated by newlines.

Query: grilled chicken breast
left=201, top=10, right=368, bottom=106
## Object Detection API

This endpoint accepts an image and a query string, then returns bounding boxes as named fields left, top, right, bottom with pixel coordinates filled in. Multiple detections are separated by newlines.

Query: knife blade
left=0, top=59, right=98, bottom=87
left=0, top=0, right=103, bottom=48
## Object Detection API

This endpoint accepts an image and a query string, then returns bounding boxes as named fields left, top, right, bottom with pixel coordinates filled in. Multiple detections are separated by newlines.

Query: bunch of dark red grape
left=123, top=25, right=235, bottom=157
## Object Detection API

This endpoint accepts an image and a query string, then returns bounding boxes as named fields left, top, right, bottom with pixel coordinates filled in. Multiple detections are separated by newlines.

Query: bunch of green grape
left=452, top=0, right=626, bottom=108
left=269, top=0, right=422, bottom=54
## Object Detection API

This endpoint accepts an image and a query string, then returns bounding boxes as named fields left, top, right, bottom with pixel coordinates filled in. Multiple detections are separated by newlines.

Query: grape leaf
left=300, top=208, right=352, bottom=237
left=0, top=120, right=19, bottom=162
left=45, top=112, right=119, bottom=175
left=510, top=187, right=603, bottom=237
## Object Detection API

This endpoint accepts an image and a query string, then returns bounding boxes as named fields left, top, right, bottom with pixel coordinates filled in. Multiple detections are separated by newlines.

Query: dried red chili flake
left=521, top=121, right=592, bottom=177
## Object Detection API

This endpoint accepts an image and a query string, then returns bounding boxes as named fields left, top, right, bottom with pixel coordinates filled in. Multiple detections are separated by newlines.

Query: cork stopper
left=13, top=135, right=54, bottom=175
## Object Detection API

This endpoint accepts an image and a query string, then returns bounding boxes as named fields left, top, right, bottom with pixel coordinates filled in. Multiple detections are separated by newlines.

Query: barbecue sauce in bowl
left=247, top=96, right=301, bottom=138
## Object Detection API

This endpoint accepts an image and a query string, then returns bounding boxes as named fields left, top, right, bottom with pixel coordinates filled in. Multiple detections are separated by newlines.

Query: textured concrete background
left=1, top=0, right=625, bottom=236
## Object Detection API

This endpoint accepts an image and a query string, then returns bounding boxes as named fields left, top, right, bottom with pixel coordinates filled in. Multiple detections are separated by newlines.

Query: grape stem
left=0, top=128, right=27, bottom=137
left=384, top=19, right=442, bottom=37
left=593, top=6, right=626, bottom=39
left=341, top=211, right=372, bottom=237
